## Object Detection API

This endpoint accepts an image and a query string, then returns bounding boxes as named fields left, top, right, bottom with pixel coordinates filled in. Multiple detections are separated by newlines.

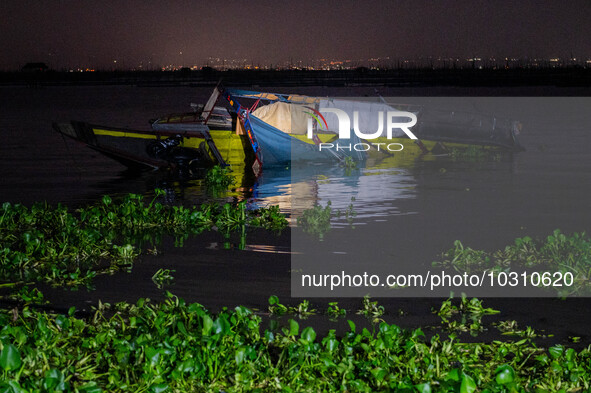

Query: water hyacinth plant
left=204, top=164, right=234, bottom=189
left=436, top=296, right=500, bottom=336
left=204, top=164, right=235, bottom=197
left=0, top=192, right=287, bottom=289
left=297, top=202, right=333, bottom=240
left=433, top=230, right=591, bottom=296
left=151, top=268, right=175, bottom=289
left=448, top=145, right=501, bottom=161
left=1, top=293, right=591, bottom=392
left=2, top=194, right=591, bottom=392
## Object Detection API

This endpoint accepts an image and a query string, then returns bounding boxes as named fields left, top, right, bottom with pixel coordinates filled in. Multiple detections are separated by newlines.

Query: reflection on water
left=251, top=163, right=417, bottom=222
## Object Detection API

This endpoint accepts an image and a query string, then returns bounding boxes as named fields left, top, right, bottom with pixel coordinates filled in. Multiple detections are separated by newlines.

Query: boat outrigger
left=53, top=85, right=524, bottom=175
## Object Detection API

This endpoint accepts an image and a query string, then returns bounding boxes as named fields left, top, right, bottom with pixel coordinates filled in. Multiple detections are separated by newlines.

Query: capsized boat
left=53, top=85, right=525, bottom=177
left=221, top=88, right=525, bottom=172
left=53, top=121, right=253, bottom=170
left=53, top=86, right=252, bottom=171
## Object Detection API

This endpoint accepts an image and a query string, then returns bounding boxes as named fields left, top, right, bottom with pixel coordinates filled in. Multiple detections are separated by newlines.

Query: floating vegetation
left=356, top=295, right=385, bottom=323
left=0, top=193, right=287, bottom=289
left=448, top=145, right=502, bottom=161
left=326, top=301, right=347, bottom=320
left=248, top=205, right=286, bottom=232
left=495, top=320, right=540, bottom=338
left=267, top=295, right=288, bottom=315
left=297, top=202, right=332, bottom=240
left=298, top=198, right=358, bottom=240
left=151, top=268, right=175, bottom=289
left=3, top=192, right=591, bottom=391
left=0, top=286, right=46, bottom=305
left=343, top=156, right=357, bottom=169
left=268, top=296, right=316, bottom=318
left=204, top=164, right=234, bottom=189
left=335, top=197, right=357, bottom=226
left=203, top=165, right=236, bottom=197
left=2, top=293, right=591, bottom=392
left=433, top=230, right=591, bottom=296
left=291, top=299, right=317, bottom=318
left=437, top=296, right=500, bottom=321
left=436, top=296, right=500, bottom=336
left=344, top=202, right=357, bottom=225
left=342, top=156, right=358, bottom=175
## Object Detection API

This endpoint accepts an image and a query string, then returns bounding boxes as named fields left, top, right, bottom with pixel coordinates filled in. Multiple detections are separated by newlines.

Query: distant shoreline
left=3, top=68, right=591, bottom=92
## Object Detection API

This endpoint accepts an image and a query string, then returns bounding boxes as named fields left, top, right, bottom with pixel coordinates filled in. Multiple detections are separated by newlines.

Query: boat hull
left=244, top=115, right=523, bottom=167
left=53, top=122, right=252, bottom=169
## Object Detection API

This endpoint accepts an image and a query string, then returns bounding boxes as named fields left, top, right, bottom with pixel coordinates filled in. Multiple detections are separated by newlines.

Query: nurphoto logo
left=305, top=107, right=418, bottom=152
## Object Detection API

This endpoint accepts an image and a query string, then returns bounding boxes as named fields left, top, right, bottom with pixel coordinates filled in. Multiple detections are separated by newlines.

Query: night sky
left=1, top=0, right=590, bottom=70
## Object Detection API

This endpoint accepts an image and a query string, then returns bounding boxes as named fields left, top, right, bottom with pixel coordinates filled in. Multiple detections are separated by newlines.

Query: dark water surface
left=292, top=97, right=591, bottom=298
left=1, top=85, right=591, bottom=344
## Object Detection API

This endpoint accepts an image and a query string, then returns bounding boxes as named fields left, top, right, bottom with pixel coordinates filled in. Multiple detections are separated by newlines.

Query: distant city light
left=38, top=54, right=591, bottom=73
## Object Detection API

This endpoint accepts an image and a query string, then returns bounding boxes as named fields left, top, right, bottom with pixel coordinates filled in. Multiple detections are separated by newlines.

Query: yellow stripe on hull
left=94, top=129, right=158, bottom=139
left=92, top=127, right=250, bottom=164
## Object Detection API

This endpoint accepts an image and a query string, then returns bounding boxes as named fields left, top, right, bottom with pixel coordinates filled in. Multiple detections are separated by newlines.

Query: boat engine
left=147, top=135, right=182, bottom=158
left=147, top=135, right=211, bottom=169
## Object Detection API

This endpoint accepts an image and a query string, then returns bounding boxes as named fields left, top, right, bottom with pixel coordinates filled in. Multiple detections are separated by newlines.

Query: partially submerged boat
left=221, top=88, right=525, bottom=171
left=52, top=121, right=250, bottom=170
left=53, top=86, right=251, bottom=172
left=53, top=85, right=524, bottom=176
